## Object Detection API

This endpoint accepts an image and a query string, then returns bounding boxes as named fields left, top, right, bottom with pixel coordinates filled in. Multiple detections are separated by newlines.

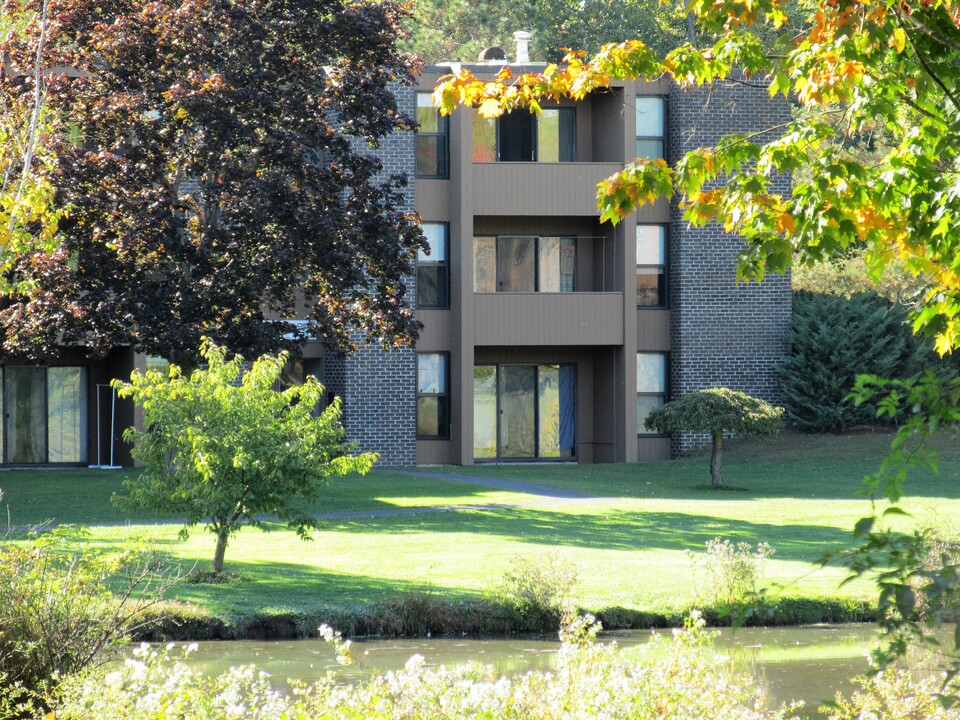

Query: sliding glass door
left=473, top=364, right=576, bottom=462
left=2, top=366, right=88, bottom=464
left=5, top=368, right=47, bottom=464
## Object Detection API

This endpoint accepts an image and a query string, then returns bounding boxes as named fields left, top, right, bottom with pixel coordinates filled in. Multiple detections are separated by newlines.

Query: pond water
left=157, top=624, right=937, bottom=711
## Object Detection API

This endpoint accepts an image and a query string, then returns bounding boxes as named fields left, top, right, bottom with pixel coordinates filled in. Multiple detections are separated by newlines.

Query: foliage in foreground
left=823, top=668, right=959, bottom=720
left=54, top=613, right=799, bottom=720
left=645, top=388, right=782, bottom=488
left=114, top=341, right=377, bottom=573
left=0, top=525, right=174, bottom=718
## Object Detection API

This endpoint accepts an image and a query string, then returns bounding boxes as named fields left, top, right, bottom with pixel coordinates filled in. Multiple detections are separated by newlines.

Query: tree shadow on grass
left=322, top=507, right=853, bottom=563
left=170, top=559, right=476, bottom=610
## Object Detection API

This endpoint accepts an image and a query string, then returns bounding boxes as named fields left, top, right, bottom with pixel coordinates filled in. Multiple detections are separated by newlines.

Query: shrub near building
left=780, top=291, right=936, bottom=432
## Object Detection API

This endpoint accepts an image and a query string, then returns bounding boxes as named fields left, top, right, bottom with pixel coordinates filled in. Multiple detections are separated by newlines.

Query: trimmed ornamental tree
left=113, top=341, right=376, bottom=573
left=645, top=388, right=783, bottom=489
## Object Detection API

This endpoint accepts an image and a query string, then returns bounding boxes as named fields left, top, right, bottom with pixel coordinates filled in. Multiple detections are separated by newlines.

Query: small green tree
left=113, top=341, right=376, bottom=573
left=645, top=388, right=782, bottom=489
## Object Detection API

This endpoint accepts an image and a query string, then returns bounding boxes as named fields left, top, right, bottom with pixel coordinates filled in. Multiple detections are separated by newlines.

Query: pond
left=161, top=624, right=936, bottom=711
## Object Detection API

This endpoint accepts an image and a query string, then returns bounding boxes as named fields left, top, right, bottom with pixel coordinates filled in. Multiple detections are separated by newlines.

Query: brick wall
left=335, top=83, right=417, bottom=466
left=667, top=80, right=792, bottom=454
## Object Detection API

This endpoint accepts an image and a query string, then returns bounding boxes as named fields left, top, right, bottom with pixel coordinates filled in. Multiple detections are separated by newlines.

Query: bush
left=909, top=524, right=960, bottom=624
left=822, top=668, right=959, bottom=720
left=690, top=537, right=775, bottom=606
left=0, top=527, right=175, bottom=717
left=53, top=613, right=802, bottom=720
left=781, top=291, right=933, bottom=432
left=496, top=553, right=580, bottom=632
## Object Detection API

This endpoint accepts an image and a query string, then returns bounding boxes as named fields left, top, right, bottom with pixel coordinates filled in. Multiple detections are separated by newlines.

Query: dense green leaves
left=0, top=0, right=64, bottom=300
left=113, top=341, right=376, bottom=572
left=0, top=0, right=424, bottom=365
left=645, top=388, right=783, bottom=438
left=781, top=292, right=934, bottom=432
left=403, top=0, right=689, bottom=64
left=0, top=527, right=172, bottom=717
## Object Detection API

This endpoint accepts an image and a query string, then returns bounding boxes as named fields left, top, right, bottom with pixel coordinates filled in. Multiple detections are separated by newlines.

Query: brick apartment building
left=0, top=47, right=791, bottom=468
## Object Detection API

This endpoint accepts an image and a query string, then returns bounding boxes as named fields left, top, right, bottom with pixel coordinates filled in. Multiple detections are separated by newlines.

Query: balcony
left=471, top=162, right=624, bottom=217
left=473, top=292, right=624, bottom=346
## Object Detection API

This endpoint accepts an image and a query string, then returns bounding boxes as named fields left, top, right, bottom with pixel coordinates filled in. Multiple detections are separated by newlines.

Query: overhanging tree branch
left=7, top=0, right=49, bottom=237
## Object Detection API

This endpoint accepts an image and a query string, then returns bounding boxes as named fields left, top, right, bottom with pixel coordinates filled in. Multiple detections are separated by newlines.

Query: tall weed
left=691, top=537, right=775, bottom=606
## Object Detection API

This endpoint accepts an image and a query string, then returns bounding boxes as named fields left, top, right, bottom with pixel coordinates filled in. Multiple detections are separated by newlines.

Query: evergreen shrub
left=781, top=291, right=932, bottom=432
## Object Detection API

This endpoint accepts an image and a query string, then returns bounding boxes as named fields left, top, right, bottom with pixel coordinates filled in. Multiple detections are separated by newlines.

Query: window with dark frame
left=473, top=236, right=576, bottom=293
left=416, top=93, right=448, bottom=178
left=417, top=352, right=449, bottom=439
left=635, top=96, right=665, bottom=160
left=636, top=225, right=667, bottom=306
left=636, top=353, right=667, bottom=434
left=472, top=108, right=576, bottom=162
left=417, top=223, right=449, bottom=308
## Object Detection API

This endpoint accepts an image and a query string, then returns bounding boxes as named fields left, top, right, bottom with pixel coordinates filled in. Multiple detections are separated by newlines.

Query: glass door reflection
left=5, top=367, right=47, bottom=464
left=473, top=364, right=576, bottom=462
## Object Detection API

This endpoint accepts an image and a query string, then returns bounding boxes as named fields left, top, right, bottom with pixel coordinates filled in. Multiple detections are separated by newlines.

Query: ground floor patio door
left=473, top=364, right=575, bottom=462
left=2, top=366, right=88, bottom=464
left=5, top=367, right=47, bottom=464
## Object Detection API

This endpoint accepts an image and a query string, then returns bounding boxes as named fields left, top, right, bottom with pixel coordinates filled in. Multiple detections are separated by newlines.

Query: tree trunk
left=213, top=526, right=229, bottom=573
left=710, top=430, right=724, bottom=489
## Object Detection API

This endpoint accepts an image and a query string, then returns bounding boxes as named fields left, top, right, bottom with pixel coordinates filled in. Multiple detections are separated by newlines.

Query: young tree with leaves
left=0, top=0, right=424, bottom=366
left=645, top=388, right=782, bottom=488
left=113, top=341, right=376, bottom=573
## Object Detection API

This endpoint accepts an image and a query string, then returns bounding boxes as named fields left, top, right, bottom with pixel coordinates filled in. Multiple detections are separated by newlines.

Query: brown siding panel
left=474, top=293, right=624, bottom=345
left=637, top=437, right=670, bottom=460
left=472, top=163, right=624, bottom=216
left=636, top=310, right=671, bottom=350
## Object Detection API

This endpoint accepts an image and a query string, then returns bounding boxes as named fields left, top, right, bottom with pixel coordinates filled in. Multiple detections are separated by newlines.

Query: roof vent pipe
left=513, top=31, right=531, bottom=63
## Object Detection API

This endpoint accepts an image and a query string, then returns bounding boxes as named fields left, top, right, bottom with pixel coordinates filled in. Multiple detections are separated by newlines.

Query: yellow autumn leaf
left=477, top=98, right=503, bottom=118
left=890, top=27, right=906, bottom=54
left=776, top=212, right=795, bottom=233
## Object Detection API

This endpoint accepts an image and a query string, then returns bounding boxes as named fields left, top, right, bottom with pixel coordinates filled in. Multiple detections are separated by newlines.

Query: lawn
left=1, top=429, right=957, bottom=627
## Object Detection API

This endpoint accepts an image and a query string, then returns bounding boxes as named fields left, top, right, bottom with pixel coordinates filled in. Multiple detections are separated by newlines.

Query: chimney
left=513, top=31, right=531, bottom=63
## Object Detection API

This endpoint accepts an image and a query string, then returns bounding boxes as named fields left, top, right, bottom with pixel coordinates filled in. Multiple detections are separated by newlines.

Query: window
left=417, top=352, right=449, bottom=439
left=416, top=93, right=448, bottom=178
left=473, top=108, right=576, bottom=162
left=636, top=225, right=666, bottom=306
left=145, top=355, right=170, bottom=374
left=637, top=353, right=667, bottom=434
left=635, top=96, right=665, bottom=160
left=474, top=236, right=576, bottom=292
left=417, top=223, right=449, bottom=308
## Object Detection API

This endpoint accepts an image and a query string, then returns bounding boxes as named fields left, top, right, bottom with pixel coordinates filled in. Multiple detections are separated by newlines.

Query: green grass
left=2, top=429, right=958, bottom=630
left=0, top=469, right=533, bottom=527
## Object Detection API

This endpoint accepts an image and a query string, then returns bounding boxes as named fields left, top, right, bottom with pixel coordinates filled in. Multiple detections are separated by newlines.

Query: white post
left=513, top=31, right=531, bottom=64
